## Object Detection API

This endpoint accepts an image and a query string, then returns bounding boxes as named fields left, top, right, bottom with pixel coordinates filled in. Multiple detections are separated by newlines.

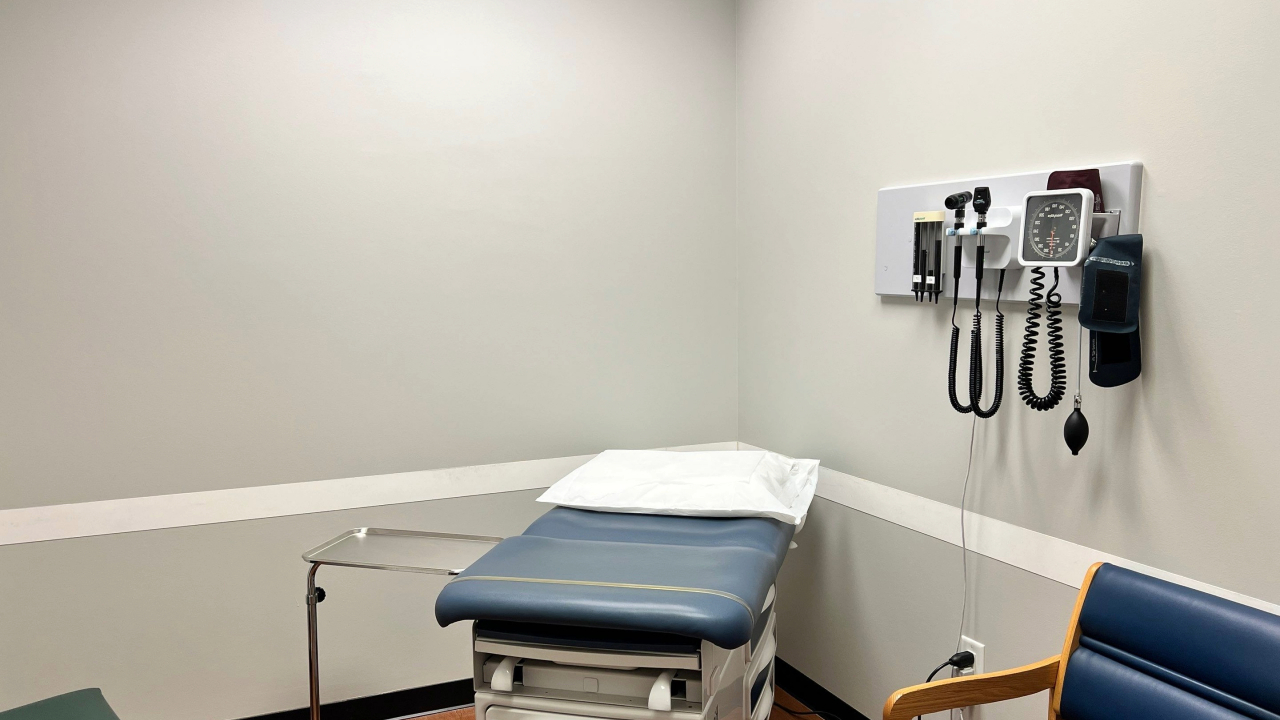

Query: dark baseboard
left=240, top=678, right=473, bottom=720
left=775, top=657, right=872, bottom=720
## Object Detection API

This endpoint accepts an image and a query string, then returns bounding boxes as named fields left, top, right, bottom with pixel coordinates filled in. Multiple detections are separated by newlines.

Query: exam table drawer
left=483, top=658, right=702, bottom=701
left=487, top=703, right=701, bottom=720
left=489, top=708, right=610, bottom=720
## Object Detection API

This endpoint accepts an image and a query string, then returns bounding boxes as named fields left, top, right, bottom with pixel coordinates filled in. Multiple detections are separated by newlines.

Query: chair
left=883, top=562, right=1280, bottom=720
left=0, top=689, right=120, bottom=720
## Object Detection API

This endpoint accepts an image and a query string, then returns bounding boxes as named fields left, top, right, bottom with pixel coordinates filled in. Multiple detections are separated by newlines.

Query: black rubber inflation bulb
left=1064, top=394, right=1089, bottom=455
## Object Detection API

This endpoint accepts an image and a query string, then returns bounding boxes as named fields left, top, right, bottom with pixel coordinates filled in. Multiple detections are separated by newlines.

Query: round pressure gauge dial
left=1018, top=189, right=1095, bottom=267
left=1028, top=199, right=1081, bottom=260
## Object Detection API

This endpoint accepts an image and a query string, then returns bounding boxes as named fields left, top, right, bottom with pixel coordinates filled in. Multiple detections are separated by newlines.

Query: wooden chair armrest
left=883, top=655, right=1060, bottom=720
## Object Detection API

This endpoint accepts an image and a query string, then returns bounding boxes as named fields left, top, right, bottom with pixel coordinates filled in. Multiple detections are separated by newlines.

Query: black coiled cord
left=947, top=248, right=972, bottom=414
left=948, top=255, right=1006, bottom=417
left=970, top=270, right=1005, bottom=418
left=948, top=325, right=973, bottom=414
left=1018, top=266, right=1066, bottom=411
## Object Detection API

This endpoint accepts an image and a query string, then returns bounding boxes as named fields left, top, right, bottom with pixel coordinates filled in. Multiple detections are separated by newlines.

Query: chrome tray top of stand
left=303, top=528, right=502, bottom=574
left=303, top=528, right=503, bottom=720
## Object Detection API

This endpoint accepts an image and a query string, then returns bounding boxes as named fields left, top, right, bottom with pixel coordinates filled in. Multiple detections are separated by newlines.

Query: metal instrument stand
left=302, top=528, right=502, bottom=720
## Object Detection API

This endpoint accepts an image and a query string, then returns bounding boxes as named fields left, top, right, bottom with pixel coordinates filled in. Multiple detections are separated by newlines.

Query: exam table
left=435, top=507, right=794, bottom=720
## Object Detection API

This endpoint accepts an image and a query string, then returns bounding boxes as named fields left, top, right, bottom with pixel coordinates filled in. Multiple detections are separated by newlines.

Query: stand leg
left=307, top=563, right=322, bottom=720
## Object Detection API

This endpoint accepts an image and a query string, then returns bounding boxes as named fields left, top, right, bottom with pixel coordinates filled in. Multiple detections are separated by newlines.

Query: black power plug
left=926, top=651, right=975, bottom=683
left=948, top=651, right=976, bottom=673
left=915, top=652, right=977, bottom=720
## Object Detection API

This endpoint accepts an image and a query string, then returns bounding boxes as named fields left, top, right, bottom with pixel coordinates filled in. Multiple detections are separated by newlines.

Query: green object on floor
left=0, top=689, right=120, bottom=720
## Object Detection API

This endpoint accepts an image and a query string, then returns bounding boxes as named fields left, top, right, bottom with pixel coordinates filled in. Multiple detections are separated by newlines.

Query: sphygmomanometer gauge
left=1018, top=188, right=1094, bottom=268
left=1015, top=187, right=1095, bottom=415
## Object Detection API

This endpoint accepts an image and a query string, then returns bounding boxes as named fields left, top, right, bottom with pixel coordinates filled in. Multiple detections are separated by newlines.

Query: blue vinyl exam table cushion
left=435, top=507, right=794, bottom=649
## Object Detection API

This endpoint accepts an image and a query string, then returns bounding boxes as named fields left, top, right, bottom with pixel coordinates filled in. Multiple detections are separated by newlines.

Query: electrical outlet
left=950, top=637, right=985, bottom=720
left=960, top=635, right=985, bottom=675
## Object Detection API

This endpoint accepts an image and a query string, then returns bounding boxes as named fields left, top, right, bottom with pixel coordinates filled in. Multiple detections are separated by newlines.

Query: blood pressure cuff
left=1080, top=234, right=1142, bottom=333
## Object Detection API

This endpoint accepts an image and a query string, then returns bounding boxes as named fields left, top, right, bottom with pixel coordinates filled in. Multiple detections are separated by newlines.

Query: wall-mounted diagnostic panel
left=873, top=162, right=1145, bottom=455
left=874, top=162, right=1141, bottom=304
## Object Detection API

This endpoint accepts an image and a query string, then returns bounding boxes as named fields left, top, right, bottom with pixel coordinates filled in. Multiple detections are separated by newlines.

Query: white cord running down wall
left=956, top=414, right=978, bottom=653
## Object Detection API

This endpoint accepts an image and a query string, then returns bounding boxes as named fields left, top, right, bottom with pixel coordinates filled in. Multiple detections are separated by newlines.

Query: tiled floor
left=408, top=689, right=814, bottom=720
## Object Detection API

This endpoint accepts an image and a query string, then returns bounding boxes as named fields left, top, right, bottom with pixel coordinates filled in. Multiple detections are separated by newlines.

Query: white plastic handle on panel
left=959, top=205, right=1022, bottom=270
left=491, top=656, right=518, bottom=692
left=648, top=670, right=677, bottom=711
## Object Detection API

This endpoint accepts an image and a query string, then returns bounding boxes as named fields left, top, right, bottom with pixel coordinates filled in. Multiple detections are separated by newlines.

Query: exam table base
left=470, top=587, right=777, bottom=720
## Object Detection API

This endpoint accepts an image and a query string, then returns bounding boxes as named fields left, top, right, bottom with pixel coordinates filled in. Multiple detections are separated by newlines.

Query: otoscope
left=945, top=191, right=974, bottom=414
left=968, top=187, right=1005, bottom=419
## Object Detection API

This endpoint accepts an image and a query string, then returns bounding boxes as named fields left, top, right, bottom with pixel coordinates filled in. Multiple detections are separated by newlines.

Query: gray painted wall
left=4, top=2, right=1278, bottom=719
left=0, top=0, right=738, bottom=509
left=0, top=490, right=551, bottom=720
left=777, top=499, right=1077, bottom=720
left=737, top=0, right=1280, bottom=717
left=0, top=2, right=739, bottom=715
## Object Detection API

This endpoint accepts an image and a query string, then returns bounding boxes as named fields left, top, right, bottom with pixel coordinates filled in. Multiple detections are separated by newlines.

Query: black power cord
left=926, top=651, right=976, bottom=683
left=1017, top=266, right=1066, bottom=410
left=915, top=651, right=977, bottom=720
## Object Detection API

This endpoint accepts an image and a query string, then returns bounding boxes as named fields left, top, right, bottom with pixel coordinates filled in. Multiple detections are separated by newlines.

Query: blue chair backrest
left=1059, top=564, right=1280, bottom=720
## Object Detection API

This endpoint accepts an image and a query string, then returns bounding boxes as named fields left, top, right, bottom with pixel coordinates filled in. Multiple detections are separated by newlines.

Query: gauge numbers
left=1025, top=194, right=1083, bottom=261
